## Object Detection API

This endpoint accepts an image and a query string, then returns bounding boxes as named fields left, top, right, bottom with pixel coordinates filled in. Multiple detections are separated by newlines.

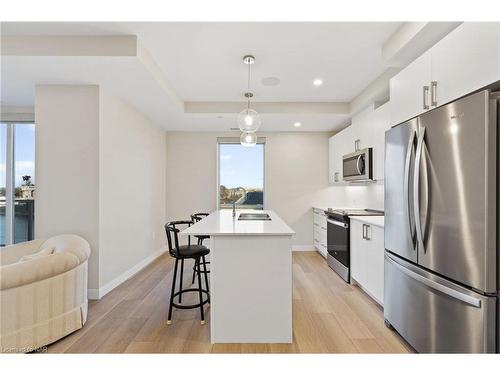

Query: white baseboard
left=292, top=245, right=315, bottom=252
left=88, top=247, right=168, bottom=300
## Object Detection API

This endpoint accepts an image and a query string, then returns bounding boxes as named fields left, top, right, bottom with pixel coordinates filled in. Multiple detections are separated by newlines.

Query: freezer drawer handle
left=386, top=255, right=482, bottom=308
left=327, top=218, right=348, bottom=228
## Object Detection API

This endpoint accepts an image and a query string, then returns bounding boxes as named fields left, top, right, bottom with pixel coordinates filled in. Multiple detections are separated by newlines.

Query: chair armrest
left=0, top=239, right=45, bottom=266
left=0, top=252, right=80, bottom=291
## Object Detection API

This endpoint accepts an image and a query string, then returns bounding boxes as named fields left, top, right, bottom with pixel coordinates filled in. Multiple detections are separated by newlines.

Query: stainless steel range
left=325, top=208, right=383, bottom=282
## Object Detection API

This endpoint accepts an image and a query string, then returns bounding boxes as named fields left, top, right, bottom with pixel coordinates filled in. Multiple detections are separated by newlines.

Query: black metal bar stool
left=164, top=220, right=210, bottom=325
left=190, top=213, right=211, bottom=285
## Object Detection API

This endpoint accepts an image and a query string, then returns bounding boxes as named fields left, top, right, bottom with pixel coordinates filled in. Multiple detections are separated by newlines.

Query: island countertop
left=181, top=209, right=295, bottom=236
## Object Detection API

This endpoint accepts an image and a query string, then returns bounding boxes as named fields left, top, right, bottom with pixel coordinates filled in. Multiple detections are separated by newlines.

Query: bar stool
left=164, top=220, right=210, bottom=325
left=190, top=213, right=210, bottom=285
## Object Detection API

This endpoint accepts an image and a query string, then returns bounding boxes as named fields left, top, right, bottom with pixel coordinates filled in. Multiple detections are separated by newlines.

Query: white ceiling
left=1, top=22, right=402, bottom=131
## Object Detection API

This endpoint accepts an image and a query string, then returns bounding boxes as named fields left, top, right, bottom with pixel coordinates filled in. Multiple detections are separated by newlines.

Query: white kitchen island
left=182, top=209, right=295, bottom=344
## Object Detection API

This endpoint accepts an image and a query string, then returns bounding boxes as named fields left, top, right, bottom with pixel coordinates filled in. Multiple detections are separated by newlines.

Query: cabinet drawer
left=319, top=243, right=327, bottom=258
left=313, top=238, right=320, bottom=250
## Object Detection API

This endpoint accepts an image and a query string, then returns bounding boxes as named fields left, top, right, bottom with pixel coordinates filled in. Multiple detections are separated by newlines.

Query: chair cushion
left=177, top=244, right=210, bottom=258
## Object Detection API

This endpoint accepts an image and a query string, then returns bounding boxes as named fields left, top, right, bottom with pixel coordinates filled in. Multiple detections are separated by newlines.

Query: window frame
left=1, top=121, right=35, bottom=246
left=216, top=137, right=267, bottom=211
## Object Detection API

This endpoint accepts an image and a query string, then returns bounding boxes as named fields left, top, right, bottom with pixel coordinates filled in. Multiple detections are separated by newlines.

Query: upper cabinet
left=328, top=123, right=353, bottom=184
left=328, top=102, right=391, bottom=184
left=431, top=23, right=500, bottom=106
left=390, top=52, right=432, bottom=127
left=390, top=22, right=500, bottom=126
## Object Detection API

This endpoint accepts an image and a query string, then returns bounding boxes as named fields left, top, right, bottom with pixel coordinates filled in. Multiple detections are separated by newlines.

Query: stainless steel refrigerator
left=384, top=89, right=499, bottom=353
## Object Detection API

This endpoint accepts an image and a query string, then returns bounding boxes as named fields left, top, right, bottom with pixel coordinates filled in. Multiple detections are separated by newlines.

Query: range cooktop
left=325, top=208, right=384, bottom=217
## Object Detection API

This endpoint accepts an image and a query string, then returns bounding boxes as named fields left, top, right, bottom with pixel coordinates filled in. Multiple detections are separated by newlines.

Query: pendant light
left=238, top=55, right=261, bottom=146
left=240, top=131, right=257, bottom=147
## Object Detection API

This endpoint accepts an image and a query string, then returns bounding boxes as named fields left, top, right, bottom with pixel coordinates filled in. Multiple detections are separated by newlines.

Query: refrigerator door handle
left=413, top=126, right=426, bottom=253
left=386, top=255, right=482, bottom=308
left=403, top=130, right=416, bottom=249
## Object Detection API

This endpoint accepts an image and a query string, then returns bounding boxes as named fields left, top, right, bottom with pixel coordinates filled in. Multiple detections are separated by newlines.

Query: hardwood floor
left=46, top=251, right=411, bottom=353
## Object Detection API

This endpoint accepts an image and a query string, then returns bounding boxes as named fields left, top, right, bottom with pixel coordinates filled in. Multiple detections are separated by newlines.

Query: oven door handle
left=327, top=218, right=349, bottom=228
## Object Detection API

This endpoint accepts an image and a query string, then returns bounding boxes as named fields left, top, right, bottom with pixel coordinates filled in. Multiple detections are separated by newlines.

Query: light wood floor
left=46, top=252, right=411, bottom=353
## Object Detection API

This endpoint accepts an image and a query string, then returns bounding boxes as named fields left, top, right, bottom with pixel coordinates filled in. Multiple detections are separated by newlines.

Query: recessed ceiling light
left=313, top=78, right=323, bottom=86
left=294, top=122, right=302, bottom=128
left=261, top=77, right=281, bottom=86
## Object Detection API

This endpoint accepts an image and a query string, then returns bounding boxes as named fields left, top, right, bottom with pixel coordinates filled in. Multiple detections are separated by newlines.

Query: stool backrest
left=164, top=220, right=193, bottom=257
left=191, top=212, right=210, bottom=223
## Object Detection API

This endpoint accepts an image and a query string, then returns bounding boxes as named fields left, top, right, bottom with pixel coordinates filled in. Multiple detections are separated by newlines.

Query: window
left=218, top=138, right=265, bottom=210
left=1, top=123, right=35, bottom=246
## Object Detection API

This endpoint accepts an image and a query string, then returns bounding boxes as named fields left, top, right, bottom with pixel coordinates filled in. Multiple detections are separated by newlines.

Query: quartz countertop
left=349, top=215, right=384, bottom=227
left=181, top=209, right=295, bottom=236
left=312, top=206, right=329, bottom=212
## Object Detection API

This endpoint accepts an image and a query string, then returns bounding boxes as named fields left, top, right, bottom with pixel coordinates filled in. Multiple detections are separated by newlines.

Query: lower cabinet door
left=365, top=225, right=384, bottom=304
left=350, top=221, right=366, bottom=285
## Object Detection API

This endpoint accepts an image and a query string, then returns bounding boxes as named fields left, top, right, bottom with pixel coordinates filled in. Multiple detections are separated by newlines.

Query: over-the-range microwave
left=342, top=147, right=373, bottom=182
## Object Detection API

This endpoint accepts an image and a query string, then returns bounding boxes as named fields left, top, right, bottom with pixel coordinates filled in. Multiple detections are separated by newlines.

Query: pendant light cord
left=247, top=60, right=251, bottom=109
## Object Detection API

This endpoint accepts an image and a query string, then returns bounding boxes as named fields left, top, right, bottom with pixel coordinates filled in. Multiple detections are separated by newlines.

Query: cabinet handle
left=366, top=224, right=371, bottom=241
left=431, top=81, right=438, bottom=107
left=423, top=85, right=430, bottom=110
left=362, top=224, right=366, bottom=239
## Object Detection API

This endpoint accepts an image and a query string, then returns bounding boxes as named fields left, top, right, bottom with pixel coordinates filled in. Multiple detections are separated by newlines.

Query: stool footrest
left=171, top=288, right=210, bottom=309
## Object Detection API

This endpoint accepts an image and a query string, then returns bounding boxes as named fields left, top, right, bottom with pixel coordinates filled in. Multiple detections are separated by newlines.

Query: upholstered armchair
left=0, top=234, right=91, bottom=352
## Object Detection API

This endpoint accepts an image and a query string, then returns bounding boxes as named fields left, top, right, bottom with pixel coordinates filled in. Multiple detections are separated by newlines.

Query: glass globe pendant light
left=238, top=55, right=261, bottom=145
left=240, top=131, right=257, bottom=147
left=237, top=99, right=261, bottom=133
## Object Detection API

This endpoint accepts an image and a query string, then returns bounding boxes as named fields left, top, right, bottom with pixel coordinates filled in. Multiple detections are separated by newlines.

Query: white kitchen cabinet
left=430, top=23, right=500, bottom=107
left=328, top=124, right=354, bottom=184
left=351, top=102, right=391, bottom=181
left=350, top=220, right=367, bottom=286
left=328, top=136, right=342, bottom=184
left=350, top=218, right=384, bottom=305
left=390, top=51, right=432, bottom=126
left=313, top=208, right=327, bottom=258
left=390, top=22, right=500, bottom=126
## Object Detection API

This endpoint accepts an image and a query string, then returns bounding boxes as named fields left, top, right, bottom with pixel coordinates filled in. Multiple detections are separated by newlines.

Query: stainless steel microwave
left=342, top=148, right=373, bottom=181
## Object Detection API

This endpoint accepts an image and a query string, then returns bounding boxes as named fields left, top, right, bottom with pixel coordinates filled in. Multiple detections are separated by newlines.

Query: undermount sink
left=238, top=213, right=272, bottom=221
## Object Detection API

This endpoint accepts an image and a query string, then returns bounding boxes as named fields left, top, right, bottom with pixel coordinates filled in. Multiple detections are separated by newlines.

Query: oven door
left=327, top=218, right=349, bottom=267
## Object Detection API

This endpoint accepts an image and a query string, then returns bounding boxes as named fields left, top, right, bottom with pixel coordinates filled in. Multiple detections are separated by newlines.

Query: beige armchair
left=0, top=234, right=91, bottom=352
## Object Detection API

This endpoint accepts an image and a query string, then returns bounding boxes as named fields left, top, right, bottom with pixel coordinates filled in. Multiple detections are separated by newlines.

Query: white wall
left=99, top=89, right=166, bottom=287
left=35, top=85, right=167, bottom=294
left=166, top=132, right=340, bottom=248
left=35, top=85, right=101, bottom=288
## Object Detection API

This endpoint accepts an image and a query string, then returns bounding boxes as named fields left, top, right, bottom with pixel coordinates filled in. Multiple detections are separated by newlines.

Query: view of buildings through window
left=0, top=122, right=35, bottom=246
left=218, top=142, right=264, bottom=210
